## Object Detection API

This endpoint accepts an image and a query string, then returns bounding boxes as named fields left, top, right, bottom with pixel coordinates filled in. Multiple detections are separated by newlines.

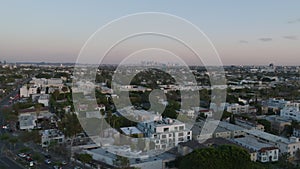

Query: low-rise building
left=20, top=85, right=38, bottom=97
left=280, top=103, right=300, bottom=121
left=120, top=127, right=144, bottom=138
left=245, top=130, right=300, bottom=157
left=235, top=119, right=265, bottom=131
left=38, top=94, right=50, bottom=107
left=265, top=115, right=291, bottom=133
left=85, top=146, right=176, bottom=169
left=192, top=120, right=245, bottom=141
left=262, top=98, right=289, bottom=114
left=18, top=113, right=36, bottom=130
left=226, top=104, right=256, bottom=114
left=233, top=136, right=279, bottom=163
left=18, top=107, right=51, bottom=130
left=41, top=129, right=65, bottom=148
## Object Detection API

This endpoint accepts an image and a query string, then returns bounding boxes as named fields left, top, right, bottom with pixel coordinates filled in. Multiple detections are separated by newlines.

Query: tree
left=178, top=145, right=260, bottom=169
left=61, top=86, right=68, bottom=98
left=229, top=114, right=236, bottom=124
left=257, top=119, right=272, bottom=133
left=58, top=113, right=83, bottom=146
left=178, top=145, right=262, bottom=169
left=77, top=153, right=93, bottom=166
left=20, top=130, right=41, bottom=143
left=8, top=137, right=18, bottom=150
left=34, top=103, right=43, bottom=120
left=52, top=89, right=60, bottom=101
left=114, top=155, right=130, bottom=168
left=0, top=133, right=10, bottom=141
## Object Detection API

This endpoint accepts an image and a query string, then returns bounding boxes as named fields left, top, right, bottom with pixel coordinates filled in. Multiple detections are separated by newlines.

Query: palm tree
left=53, top=89, right=60, bottom=101
left=34, top=103, right=43, bottom=121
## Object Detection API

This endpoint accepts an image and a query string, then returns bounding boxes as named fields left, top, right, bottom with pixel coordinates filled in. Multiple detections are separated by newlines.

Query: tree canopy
left=178, top=145, right=263, bottom=169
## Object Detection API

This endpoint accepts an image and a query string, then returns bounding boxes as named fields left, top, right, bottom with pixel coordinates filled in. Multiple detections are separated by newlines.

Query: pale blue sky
left=1, top=1, right=300, bottom=65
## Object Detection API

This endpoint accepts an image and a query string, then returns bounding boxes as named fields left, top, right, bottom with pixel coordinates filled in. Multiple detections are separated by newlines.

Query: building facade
left=137, top=118, right=192, bottom=150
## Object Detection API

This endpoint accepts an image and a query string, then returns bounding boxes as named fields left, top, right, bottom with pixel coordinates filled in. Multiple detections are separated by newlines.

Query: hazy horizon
left=1, top=1, right=300, bottom=65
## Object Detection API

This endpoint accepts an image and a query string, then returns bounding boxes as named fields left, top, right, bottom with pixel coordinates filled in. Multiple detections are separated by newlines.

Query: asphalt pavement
left=0, top=156, right=24, bottom=169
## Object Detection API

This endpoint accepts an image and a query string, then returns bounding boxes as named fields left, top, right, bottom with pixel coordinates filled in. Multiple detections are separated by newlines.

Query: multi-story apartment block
left=137, top=118, right=192, bottom=150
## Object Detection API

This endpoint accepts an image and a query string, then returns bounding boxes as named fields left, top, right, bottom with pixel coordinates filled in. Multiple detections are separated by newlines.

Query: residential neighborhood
left=1, top=1, right=300, bottom=168
left=1, top=62, right=300, bottom=169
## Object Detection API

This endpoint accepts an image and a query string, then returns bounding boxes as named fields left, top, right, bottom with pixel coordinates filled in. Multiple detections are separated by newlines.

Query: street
left=0, top=156, right=24, bottom=169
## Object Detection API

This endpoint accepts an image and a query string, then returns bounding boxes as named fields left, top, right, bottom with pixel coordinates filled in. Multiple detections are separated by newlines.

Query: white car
left=29, top=161, right=34, bottom=167
left=18, top=153, right=27, bottom=158
left=44, top=159, right=51, bottom=165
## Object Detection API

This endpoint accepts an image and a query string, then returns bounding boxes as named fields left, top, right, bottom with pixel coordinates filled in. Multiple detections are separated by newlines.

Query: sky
left=1, top=1, right=300, bottom=65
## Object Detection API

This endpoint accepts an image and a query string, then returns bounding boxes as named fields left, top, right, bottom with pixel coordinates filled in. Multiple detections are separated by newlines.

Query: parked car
left=18, top=153, right=26, bottom=158
left=61, top=160, right=67, bottom=165
left=74, top=166, right=82, bottom=169
left=29, top=161, right=34, bottom=167
left=43, top=153, right=51, bottom=159
left=44, top=159, right=51, bottom=165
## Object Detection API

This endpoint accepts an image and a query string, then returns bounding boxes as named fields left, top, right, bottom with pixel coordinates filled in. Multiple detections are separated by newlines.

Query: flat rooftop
left=120, top=127, right=143, bottom=135
left=244, top=129, right=290, bottom=144
left=233, top=136, right=275, bottom=151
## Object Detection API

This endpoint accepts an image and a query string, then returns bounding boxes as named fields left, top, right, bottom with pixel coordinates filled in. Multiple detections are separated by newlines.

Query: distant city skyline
left=1, top=1, right=300, bottom=65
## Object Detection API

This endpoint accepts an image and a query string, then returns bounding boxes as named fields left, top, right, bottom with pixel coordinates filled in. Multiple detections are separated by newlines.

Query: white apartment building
left=262, top=98, right=289, bottom=110
left=280, top=103, right=300, bottom=121
left=41, top=129, right=65, bottom=148
left=137, top=118, right=192, bottom=150
left=119, top=106, right=162, bottom=122
left=30, top=77, right=63, bottom=87
left=20, top=85, right=38, bottom=97
left=47, top=78, right=63, bottom=87
left=177, top=109, right=196, bottom=119
left=38, top=94, right=50, bottom=107
left=226, top=104, right=256, bottom=114
left=30, top=78, right=47, bottom=87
